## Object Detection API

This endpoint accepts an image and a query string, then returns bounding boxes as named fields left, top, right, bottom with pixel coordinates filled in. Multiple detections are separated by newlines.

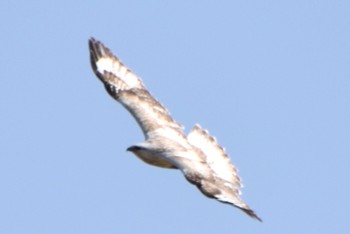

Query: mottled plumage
left=89, top=38, right=261, bottom=221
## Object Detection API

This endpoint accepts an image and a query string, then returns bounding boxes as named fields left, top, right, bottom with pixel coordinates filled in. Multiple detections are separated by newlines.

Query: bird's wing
left=188, top=125, right=242, bottom=192
left=187, top=124, right=261, bottom=221
left=89, top=38, right=184, bottom=140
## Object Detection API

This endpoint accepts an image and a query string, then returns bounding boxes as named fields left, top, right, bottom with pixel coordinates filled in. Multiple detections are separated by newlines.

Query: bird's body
left=89, top=38, right=261, bottom=221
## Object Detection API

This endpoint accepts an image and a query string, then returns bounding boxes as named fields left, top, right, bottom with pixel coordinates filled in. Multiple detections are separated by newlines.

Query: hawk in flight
left=89, top=38, right=261, bottom=221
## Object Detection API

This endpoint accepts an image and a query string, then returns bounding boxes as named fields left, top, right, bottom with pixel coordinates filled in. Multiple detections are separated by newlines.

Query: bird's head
left=126, top=145, right=145, bottom=153
left=126, top=143, right=152, bottom=158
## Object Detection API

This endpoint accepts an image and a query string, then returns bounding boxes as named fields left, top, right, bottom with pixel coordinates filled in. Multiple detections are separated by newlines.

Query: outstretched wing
left=187, top=125, right=261, bottom=221
left=89, top=38, right=183, bottom=140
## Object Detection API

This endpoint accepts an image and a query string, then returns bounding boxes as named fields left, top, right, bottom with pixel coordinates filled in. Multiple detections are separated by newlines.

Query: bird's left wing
left=89, top=38, right=183, bottom=140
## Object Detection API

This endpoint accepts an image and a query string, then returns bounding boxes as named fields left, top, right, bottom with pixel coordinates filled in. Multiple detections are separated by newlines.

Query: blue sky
left=1, top=1, right=349, bottom=233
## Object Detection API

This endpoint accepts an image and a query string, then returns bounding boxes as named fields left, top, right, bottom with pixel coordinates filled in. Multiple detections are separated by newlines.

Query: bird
left=89, top=37, right=261, bottom=221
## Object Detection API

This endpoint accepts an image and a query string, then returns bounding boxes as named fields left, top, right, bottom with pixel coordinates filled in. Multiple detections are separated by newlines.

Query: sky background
left=1, top=1, right=349, bottom=233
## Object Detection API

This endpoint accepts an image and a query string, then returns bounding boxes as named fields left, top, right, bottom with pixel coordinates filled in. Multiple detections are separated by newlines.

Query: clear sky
left=1, top=1, right=349, bottom=233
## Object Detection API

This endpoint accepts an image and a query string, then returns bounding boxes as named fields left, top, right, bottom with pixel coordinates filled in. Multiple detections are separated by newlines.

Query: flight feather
left=89, top=38, right=261, bottom=221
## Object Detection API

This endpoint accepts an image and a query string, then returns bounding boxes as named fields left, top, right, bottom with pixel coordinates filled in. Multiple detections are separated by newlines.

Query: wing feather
left=89, top=38, right=144, bottom=89
left=187, top=124, right=242, bottom=193
left=187, top=124, right=262, bottom=221
left=89, top=38, right=183, bottom=139
left=89, top=38, right=261, bottom=221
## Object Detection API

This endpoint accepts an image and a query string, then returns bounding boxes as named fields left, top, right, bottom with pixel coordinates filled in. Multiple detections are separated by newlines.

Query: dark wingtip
left=88, top=37, right=110, bottom=81
left=243, top=208, right=263, bottom=222
left=88, top=37, right=114, bottom=66
left=88, top=37, right=99, bottom=74
left=88, top=37, right=98, bottom=56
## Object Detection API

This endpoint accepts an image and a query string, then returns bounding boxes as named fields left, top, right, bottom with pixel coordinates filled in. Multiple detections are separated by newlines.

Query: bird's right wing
left=187, top=124, right=261, bottom=221
left=89, top=38, right=184, bottom=141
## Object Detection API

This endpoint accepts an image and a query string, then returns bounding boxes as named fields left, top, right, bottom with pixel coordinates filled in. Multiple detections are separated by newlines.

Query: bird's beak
left=127, top=145, right=141, bottom=152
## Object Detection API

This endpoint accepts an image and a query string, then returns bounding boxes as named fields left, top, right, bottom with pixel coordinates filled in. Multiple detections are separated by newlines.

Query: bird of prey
left=89, top=38, right=261, bottom=221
